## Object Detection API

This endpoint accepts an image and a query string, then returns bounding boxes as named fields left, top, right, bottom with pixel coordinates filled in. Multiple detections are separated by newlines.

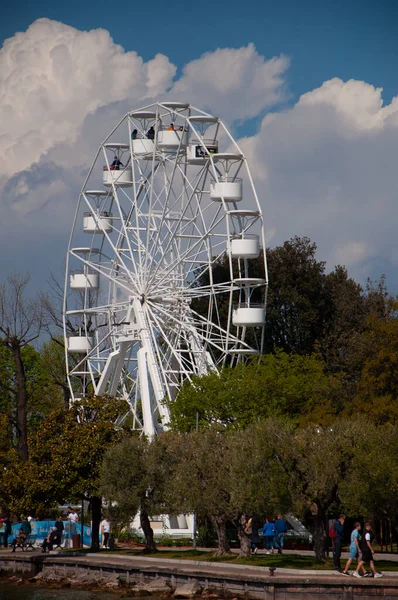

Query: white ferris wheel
left=63, top=101, right=268, bottom=436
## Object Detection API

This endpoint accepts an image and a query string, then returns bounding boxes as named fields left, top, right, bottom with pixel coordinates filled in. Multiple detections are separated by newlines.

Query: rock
left=43, top=572, right=62, bottom=582
left=30, top=572, right=45, bottom=581
left=174, top=580, right=202, bottom=598
left=140, top=580, right=172, bottom=595
left=105, top=580, right=120, bottom=589
left=16, top=578, right=24, bottom=585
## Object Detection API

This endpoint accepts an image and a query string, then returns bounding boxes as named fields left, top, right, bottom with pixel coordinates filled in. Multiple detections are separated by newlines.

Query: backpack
left=329, top=523, right=337, bottom=539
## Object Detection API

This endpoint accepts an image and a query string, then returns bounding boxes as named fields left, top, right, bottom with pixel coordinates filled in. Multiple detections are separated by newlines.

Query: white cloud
left=170, top=43, right=289, bottom=122
left=240, top=78, right=398, bottom=280
left=0, top=18, right=176, bottom=177
left=1, top=19, right=398, bottom=294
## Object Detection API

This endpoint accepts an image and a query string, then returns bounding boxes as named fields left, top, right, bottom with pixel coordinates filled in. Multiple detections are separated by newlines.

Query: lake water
left=0, top=582, right=130, bottom=599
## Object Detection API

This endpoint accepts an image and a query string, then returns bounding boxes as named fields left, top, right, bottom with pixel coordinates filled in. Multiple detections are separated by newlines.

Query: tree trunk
left=313, top=503, right=327, bottom=562
left=11, top=341, right=28, bottom=461
left=90, top=496, right=102, bottom=552
left=140, top=508, right=157, bottom=553
left=237, top=514, right=251, bottom=557
left=211, top=515, right=231, bottom=556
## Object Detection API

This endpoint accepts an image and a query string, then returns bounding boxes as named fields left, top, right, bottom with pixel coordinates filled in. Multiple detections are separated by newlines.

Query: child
left=353, top=522, right=383, bottom=578
left=342, top=522, right=366, bottom=576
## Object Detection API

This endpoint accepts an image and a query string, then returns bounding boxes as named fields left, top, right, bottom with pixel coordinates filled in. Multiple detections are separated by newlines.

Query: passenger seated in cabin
left=41, top=527, right=61, bottom=553
left=196, top=145, right=207, bottom=158
left=111, top=156, right=123, bottom=170
left=11, top=528, right=27, bottom=552
left=131, top=129, right=138, bottom=140
left=146, top=126, right=155, bottom=140
left=167, top=123, right=175, bottom=131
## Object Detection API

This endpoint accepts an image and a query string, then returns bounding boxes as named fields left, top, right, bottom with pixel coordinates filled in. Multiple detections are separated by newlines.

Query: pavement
left=1, top=547, right=397, bottom=580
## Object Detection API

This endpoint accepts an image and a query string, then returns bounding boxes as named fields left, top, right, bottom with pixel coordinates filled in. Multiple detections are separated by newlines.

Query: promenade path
left=1, top=547, right=398, bottom=599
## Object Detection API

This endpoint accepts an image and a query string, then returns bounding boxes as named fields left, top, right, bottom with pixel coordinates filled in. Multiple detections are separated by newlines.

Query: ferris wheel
left=63, top=101, right=268, bottom=436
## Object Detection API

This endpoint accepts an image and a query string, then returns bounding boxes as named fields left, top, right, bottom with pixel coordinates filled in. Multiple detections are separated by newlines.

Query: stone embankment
left=1, top=551, right=398, bottom=599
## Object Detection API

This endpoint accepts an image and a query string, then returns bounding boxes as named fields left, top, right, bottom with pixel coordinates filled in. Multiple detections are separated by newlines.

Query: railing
left=233, top=303, right=265, bottom=309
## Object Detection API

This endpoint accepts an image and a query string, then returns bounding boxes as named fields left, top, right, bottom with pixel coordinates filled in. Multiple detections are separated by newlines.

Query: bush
left=117, top=530, right=144, bottom=543
left=157, top=536, right=193, bottom=547
left=197, top=526, right=217, bottom=547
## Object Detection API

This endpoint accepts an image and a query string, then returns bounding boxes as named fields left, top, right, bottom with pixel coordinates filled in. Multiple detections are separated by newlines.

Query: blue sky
left=2, top=0, right=397, bottom=105
left=1, top=1, right=398, bottom=294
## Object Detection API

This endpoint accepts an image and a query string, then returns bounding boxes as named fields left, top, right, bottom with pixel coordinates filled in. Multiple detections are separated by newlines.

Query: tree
left=277, top=420, right=380, bottom=562
left=25, top=396, right=129, bottom=550
left=339, top=421, right=398, bottom=526
left=169, top=351, right=341, bottom=432
left=228, top=421, right=293, bottom=556
left=264, top=237, right=328, bottom=354
left=100, top=433, right=182, bottom=552
left=349, top=299, right=398, bottom=424
left=0, top=273, right=45, bottom=460
left=40, top=338, right=70, bottom=411
left=168, top=428, right=234, bottom=555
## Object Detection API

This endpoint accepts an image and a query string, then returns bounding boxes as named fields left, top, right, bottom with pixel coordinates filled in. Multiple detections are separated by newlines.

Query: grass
left=101, top=548, right=398, bottom=572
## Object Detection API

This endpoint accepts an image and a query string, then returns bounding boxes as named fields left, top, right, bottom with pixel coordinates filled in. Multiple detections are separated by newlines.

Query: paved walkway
left=1, top=548, right=397, bottom=580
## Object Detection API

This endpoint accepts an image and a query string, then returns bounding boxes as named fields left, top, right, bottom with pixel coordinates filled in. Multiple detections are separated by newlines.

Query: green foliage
left=349, top=300, right=398, bottom=423
left=170, top=351, right=340, bottom=432
left=265, top=237, right=327, bottom=354
left=339, top=421, right=398, bottom=519
left=24, top=395, right=130, bottom=512
left=101, top=432, right=181, bottom=522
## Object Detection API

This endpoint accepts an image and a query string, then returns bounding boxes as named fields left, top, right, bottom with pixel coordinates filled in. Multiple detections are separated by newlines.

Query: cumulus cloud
left=0, top=18, right=176, bottom=177
left=239, top=78, right=398, bottom=281
left=170, top=43, right=289, bottom=122
left=1, top=18, right=398, bottom=294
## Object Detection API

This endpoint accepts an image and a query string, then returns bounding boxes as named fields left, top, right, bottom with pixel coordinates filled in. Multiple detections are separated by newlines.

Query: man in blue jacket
left=333, top=513, right=345, bottom=571
left=274, top=514, right=288, bottom=554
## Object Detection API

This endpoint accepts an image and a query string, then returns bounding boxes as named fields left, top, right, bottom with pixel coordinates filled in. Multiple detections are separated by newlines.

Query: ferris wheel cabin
left=67, top=335, right=95, bottom=354
left=70, top=271, right=100, bottom=290
left=83, top=212, right=113, bottom=234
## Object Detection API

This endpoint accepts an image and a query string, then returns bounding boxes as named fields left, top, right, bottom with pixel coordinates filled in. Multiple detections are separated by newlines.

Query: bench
left=12, top=534, right=37, bottom=551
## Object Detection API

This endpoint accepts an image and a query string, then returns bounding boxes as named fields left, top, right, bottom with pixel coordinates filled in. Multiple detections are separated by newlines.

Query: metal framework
left=63, top=101, right=268, bottom=436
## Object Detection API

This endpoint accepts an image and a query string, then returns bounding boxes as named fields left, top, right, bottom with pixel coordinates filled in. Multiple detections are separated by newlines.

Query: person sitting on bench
left=11, top=527, right=27, bottom=551
left=41, top=527, right=61, bottom=553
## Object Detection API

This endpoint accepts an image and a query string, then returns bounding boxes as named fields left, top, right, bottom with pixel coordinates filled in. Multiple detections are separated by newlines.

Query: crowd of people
left=0, top=507, right=113, bottom=553
left=244, top=514, right=288, bottom=555
left=0, top=507, right=387, bottom=577
left=330, top=514, right=383, bottom=578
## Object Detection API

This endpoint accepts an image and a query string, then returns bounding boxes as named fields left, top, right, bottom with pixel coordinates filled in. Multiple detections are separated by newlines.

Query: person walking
left=55, top=515, right=64, bottom=542
left=353, top=523, right=383, bottom=578
left=101, top=516, right=111, bottom=549
left=4, top=516, right=12, bottom=549
left=274, top=514, right=288, bottom=554
left=342, top=522, right=366, bottom=576
left=263, top=517, right=276, bottom=554
left=67, top=507, right=78, bottom=538
left=333, top=513, right=345, bottom=572
left=0, top=519, right=6, bottom=547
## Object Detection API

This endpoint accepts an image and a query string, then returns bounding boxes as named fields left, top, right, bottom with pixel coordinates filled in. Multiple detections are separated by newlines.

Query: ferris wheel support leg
left=108, top=341, right=130, bottom=396
left=137, top=348, right=156, bottom=439
left=133, top=298, right=170, bottom=429
left=95, top=349, right=120, bottom=396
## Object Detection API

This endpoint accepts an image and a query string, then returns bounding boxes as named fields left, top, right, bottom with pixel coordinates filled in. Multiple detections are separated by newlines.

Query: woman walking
left=263, top=517, right=276, bottom=555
